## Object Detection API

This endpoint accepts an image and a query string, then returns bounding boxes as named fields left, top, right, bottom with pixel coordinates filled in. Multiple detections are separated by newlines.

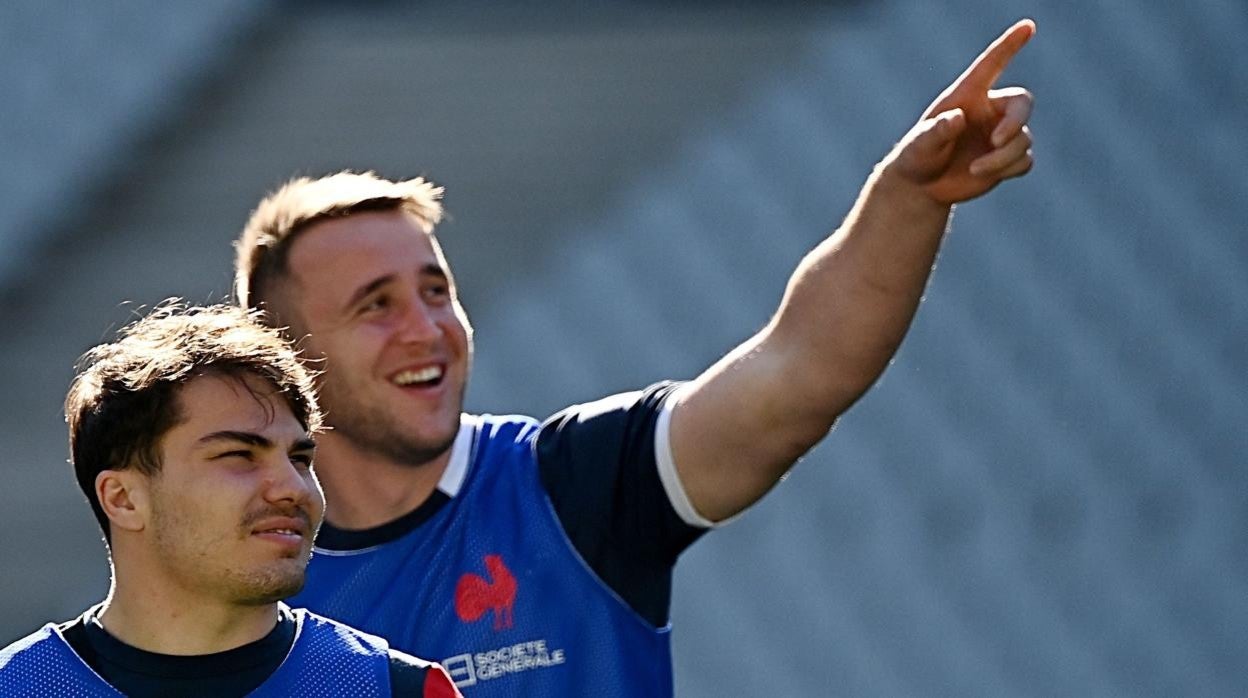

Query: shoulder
left=386, top=649, right=462, bottom=698
left=468, top=413, right=543, bottom=450
left=537, top=381, right=683, bottom=453
left=1, top=624, right=59, bottom=668
left=291, top=608, right=389, bottom=654
left=0, top=623, right=95, bottom=694
left=545, top=381, right=682, bottom=423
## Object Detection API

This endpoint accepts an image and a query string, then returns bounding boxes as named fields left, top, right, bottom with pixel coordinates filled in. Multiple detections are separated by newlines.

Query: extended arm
left=670, top=20, right=1037, bottom=522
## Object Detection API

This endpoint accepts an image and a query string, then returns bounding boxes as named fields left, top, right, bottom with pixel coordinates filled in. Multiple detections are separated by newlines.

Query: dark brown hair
left=65, top=302, right=322, bottom=542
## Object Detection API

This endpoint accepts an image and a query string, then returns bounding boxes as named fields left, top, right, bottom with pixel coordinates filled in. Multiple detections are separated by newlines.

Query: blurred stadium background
left=2, top=1, right=1245, bottom=695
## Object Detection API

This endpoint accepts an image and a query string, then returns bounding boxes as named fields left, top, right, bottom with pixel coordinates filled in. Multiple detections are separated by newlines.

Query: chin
left=231, top=566, right=307, bottom=605
left=385, top=412, right=460, bottom=461
left=433, top=407, right=464, bottom=436
left=403, top=422, right=460, bottom=462
left=418, top=417, right=460, bottom=446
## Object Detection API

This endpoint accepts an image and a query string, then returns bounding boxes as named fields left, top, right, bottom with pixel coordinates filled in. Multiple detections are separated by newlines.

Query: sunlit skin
left=257, top=22, right=1034, bottom=533
left=671, top=20, right=1038, bottom=521
left=95, top=372, right=323, bottom=655
left=273, top=210, right=473, bottom=530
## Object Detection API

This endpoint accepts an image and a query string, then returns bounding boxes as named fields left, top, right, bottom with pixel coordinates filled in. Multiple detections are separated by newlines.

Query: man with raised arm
left=232, top=21, right=1036, bottom=696
left=0, top=304, right=461, bottom=697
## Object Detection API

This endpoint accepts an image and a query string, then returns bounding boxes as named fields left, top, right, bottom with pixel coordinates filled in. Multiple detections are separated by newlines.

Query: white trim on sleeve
left=655, top=387, right=739, bottom=529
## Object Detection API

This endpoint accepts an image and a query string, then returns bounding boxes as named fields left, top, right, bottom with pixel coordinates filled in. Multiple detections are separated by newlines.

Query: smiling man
left=0, top=304, right=460, bottom=698
left=233, top=20, right=1037, bottom=697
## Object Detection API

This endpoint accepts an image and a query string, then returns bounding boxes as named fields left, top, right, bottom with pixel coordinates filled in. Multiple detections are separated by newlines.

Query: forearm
left=670, top=21, right=1035, bottom=522
left=765, top=159, right=953, bottom=421
left=670, top=159, right=955, bottom=521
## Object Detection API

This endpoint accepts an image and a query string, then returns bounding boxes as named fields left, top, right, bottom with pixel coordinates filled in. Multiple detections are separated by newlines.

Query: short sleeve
left=535, top=381, right=708, bottom=626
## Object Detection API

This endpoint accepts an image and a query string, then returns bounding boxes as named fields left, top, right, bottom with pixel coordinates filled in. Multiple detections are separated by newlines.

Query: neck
left=97, top=574, right=278, bottom=656
left=312, top=432, right=453, bottom=530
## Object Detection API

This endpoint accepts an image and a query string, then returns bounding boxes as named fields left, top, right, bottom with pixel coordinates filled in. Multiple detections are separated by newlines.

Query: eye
left=360, top=294, right=391, bottom=314
left=216, top=450, right=253, bottom=461
left=212, top=450, right=257, bottom=470
left=422, top=284, right=450, bottom=304
left=290, top=453, right=314, bottom=469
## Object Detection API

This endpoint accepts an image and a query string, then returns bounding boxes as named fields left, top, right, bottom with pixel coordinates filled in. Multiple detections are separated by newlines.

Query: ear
left=96, top=470, right=149, bottom=534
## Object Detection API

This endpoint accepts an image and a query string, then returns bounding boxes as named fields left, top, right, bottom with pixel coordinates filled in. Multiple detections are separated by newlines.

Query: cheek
left=330, top=325, right=393, bottom=363
left=313, top=336, right=380, bottom=390
left=152, top=488, right=228, bottom=541
left=440, top=313, right=472, bottom=351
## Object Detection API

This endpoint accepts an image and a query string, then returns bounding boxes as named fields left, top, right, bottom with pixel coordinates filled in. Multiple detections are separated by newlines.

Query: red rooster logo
left=454, top=554, right=517, bottom=630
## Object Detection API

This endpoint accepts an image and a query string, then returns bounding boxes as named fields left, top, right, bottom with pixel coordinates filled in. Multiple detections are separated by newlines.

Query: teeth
left=393, top=366, right=442, bottom=386
left=263, top=529, right=299, bottom=536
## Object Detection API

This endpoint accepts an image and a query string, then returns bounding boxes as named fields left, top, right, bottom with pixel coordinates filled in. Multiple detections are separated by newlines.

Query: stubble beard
left=313, top=330, right=472, bottom=468
left=325, top=382, right=464, bottom=468
left=228, top=563, right=307, bottom=605
left=150, top=509, right=309, bottom=606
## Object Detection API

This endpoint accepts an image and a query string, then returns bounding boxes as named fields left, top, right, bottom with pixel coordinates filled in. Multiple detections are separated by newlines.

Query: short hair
left=65, top=302, right=322, bottom=542
left=234, top=171, right=444, bottom=310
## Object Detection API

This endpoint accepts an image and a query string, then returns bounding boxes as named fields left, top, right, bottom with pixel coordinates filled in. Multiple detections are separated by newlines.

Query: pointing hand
left=886, top=19, right=1037, bottom=205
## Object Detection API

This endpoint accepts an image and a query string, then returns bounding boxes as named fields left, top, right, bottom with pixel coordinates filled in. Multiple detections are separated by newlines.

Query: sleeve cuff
left=654, top=386, right=742, bottom=529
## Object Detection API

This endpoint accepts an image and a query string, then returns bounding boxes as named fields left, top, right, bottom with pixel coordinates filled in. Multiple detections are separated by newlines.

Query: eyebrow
left=197, top=431, right=315, bottom=453
left=344, top=274, right=396, bottom=313
left=419, top=263, right=449, bottom=282
left=343, top=264, right=450, bottom=312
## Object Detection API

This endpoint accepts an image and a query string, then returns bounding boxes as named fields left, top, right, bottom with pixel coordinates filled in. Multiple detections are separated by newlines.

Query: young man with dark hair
left=0, top=304, right=461, bottom=698
left=233, top=21, right=1037, bottom=696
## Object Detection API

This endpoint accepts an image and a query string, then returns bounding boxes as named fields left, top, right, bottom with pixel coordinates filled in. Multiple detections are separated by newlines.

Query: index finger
left=955, top=19, right=1036, bottom=93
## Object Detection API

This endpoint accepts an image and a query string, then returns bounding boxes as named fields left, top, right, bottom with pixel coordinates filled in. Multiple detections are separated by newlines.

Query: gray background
left=2, top=1, right=1245, bottom=695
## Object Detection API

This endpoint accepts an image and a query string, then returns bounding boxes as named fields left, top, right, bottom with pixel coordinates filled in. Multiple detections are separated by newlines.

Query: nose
left=262, top=456, right=318, bottom=510
left=395, top=295, right=442, bottom=345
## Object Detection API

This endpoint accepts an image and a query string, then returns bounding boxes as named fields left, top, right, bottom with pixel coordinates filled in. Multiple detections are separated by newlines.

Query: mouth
left=250, top=516, right=309, bottom=549
left=390, top=364, right=445, bottom=390
left=254, top=527, right=302, bottom=537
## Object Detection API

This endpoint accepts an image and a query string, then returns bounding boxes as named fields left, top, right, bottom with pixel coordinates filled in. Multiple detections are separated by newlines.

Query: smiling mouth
left=392, top=365, right=444, bottom=388
left=256, top=528, right=302, bottom=537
